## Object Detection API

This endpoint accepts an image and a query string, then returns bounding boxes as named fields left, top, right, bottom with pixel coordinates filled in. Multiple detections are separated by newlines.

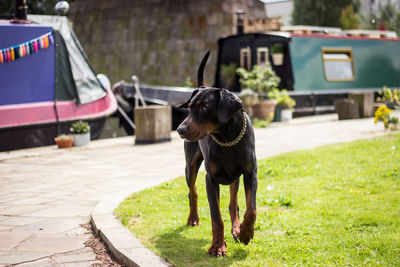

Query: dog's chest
left=199, top=138, right=243, bottom=184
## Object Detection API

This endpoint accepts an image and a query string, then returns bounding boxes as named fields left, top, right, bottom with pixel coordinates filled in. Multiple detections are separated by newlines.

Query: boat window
left=257, top=47, right=269, bottom=66
left=322, top=48, right=355, bottom=82
left=240, top=47, right=251, bottom=70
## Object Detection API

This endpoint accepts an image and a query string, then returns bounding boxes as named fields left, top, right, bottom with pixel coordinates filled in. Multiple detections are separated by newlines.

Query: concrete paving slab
left=59, top=261, right=102, bottom=267
left=0, top=216, right=42, bottom=227
left=24, top=205, right=93, bottom=218
left=14, top=258, right=56, bottom=267
left=11, top=218, right=84, bottom=234
left=52, top=249, right=98, bottom=263
left=0, top=205, right=45, bottom=216
left=0, top=232, right=31, bottom=251
left=5, top=197, right=51, bottom=206
left=15, top=233, right=89, bottom=253
left=0, top=251, right=52, bottom=266
left=0, top=226, right=12, bottom=232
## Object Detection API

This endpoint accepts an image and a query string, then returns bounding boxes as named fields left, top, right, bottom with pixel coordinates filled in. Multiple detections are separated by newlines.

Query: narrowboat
left=0, top=14, right=117, bottom=151
left=215, top=26, right=400, bottom=115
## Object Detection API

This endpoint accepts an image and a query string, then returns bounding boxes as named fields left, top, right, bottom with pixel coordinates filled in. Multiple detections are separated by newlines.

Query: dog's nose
left=177, top=125, right=188, bottom=137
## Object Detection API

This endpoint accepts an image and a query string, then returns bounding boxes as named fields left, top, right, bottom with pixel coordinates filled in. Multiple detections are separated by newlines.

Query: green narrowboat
left=215, top=26, right=400, bottom=114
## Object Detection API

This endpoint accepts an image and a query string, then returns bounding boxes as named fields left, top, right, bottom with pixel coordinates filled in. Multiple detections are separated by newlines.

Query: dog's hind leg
left=239, top=169, right=257, bottom=245
left=184, top=141, right=203, bottom=226
left=229, top=179, right=240, bottom=240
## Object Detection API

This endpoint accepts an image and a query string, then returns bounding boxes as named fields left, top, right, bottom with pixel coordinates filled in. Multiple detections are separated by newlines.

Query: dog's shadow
left=154, top=225, right=248, bottom=266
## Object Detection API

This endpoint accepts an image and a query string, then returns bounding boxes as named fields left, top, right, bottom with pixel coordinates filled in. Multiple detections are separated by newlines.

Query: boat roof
left=281, top=25, right=398, bottom=39
left=220, top=25, right=400, bottom=42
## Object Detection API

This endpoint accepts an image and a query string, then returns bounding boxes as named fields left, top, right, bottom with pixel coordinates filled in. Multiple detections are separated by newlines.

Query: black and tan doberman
left=177, top=51, right=257, bottom=257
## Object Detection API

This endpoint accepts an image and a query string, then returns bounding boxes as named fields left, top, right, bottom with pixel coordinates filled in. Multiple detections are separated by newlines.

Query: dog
left=177, top=51, right=257, bottom=257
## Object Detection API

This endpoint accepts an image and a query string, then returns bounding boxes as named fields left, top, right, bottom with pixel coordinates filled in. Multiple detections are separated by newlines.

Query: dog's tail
left=197, top=50, right=210, bottom=87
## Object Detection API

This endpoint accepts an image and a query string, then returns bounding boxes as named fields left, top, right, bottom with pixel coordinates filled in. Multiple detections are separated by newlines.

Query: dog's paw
left=231, top=224, right=240, bottom=241
left=187, top=215, right=199, bottom=227
left=208, top=241, right=227, bottom=257
left=238, top=223, right=254, bottom=245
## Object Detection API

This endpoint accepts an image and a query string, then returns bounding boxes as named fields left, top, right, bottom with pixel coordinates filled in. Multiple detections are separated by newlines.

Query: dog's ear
left=217, top=89, right=243, bottom=123
left=179, top=89, right=199, bottom=108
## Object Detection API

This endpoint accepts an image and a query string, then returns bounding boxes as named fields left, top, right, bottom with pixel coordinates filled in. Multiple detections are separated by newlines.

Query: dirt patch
left=81, top=223, right=123, bottom=267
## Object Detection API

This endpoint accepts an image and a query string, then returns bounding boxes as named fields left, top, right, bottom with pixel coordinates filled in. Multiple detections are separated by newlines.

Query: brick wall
left=68, top=0, right=266, bottom=86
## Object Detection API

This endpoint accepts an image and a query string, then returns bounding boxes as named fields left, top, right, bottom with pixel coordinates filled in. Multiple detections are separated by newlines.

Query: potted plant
left=70, top=120, right=91, bottom=146
left=236, top=63, right=280, bottom=120
left=54, top=134, right=74, bottom=149
left=268, top=89, right=296, bottom=122
left=376, top=86, right=400, bottom=110
left=374, top=104, right=399, bottom=130
left=270, top=43, right=284, bottom=66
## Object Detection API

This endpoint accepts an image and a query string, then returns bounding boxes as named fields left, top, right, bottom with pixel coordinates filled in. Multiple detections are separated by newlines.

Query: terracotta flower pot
left=54, top=136, right=74, bottom=148
left=253, top=99, right=277, bottom=120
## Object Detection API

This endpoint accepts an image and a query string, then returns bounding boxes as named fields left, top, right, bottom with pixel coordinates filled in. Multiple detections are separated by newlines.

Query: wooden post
left=134, top=105, right=172, bottom=144
left=349, top=92, right=374, bottom=118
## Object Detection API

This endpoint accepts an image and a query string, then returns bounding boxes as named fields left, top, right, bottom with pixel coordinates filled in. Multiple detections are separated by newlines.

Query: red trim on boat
left=0, top=89, right=118, bottom=128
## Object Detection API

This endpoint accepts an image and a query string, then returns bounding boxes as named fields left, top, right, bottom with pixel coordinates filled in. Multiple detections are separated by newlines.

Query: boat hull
left=0, top=118, right=106, bottom=152
left=0, top=89, right=117, bottom=152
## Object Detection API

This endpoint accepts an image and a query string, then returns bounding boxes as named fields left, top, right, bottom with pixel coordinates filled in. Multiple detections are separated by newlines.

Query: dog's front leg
left=239, top=169, right=257, bottom=245
left=206, top=175, right=226, bottom=257
left=229, top=179, right=240, bottom=240
left=184, top=142, right=203, bottom=226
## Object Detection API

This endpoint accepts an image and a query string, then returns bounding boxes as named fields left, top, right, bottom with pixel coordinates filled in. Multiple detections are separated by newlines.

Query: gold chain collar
left=211, top=109, right=247, bottom=147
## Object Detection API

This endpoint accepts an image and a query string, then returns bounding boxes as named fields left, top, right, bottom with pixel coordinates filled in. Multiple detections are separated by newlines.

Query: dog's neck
left=211, top=110, right=245, bottom=145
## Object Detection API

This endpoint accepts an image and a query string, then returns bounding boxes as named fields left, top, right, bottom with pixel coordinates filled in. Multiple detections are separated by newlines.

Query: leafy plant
left=267, top=89, right=296, bottom=110
left=376, top=86, right=400, bottom=106
left=236, top=63, right=280, bottom=94
left=55, top=134, right=73, bottom=140
left=70, top=120, right=90, bottom=134
left=374, top=104, right=399, bottom=130
left=270, top=43, right=283, bottom=54
left=220, top=63, right=237, bottom=89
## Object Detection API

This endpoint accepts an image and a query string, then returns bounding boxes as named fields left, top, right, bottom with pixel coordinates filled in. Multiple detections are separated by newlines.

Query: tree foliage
left=373, top=1, right=400, bottom=34
left=292, top=0, right=360, bottom=27
left=340, top=4, right=359, bottom=29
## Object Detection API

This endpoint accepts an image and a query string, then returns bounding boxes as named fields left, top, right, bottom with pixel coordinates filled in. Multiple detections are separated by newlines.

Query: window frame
left=321, top=47, right=355, bottom=82
left=240, top=47, right=251, bottom=70
left=256, top=47, right=269, bottom=66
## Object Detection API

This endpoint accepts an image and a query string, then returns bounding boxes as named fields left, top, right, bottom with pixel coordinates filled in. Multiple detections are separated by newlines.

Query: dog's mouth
left=181, top=133, right=206, bottom=142
left=183, top=135, right=200, bottom=142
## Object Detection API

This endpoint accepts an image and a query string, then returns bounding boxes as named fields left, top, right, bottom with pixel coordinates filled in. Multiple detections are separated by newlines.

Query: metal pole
left=131, top=75, right=147, bottom=107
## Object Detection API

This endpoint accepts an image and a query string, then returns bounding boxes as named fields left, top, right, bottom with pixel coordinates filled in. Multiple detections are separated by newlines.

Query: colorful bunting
left=0, top=31, right=54, bottom=64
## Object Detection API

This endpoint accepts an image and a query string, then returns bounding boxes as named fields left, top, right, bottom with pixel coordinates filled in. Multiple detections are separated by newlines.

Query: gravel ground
left=82, top=223, right=122, bottom=267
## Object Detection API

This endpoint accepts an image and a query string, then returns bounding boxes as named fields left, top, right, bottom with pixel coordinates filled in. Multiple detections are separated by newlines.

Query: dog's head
left=177, top=87, right=243, bottom=141
left=177, top=51, right=243, bottom=141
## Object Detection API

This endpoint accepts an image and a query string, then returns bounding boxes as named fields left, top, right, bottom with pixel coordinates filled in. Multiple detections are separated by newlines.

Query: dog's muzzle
left=177, top=125, right=188, bottom=139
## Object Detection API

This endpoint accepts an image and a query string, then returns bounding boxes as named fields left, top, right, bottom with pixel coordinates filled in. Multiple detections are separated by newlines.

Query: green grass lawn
left=115, top=133, right=400, bottom=266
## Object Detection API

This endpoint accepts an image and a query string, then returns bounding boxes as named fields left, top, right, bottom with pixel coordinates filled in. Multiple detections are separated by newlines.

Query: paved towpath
left=0, top=113, right=395, bottom=266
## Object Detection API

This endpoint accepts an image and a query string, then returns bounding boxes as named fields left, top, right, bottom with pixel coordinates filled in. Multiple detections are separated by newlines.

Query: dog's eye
left=201, top=105, right=207, bottom=112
